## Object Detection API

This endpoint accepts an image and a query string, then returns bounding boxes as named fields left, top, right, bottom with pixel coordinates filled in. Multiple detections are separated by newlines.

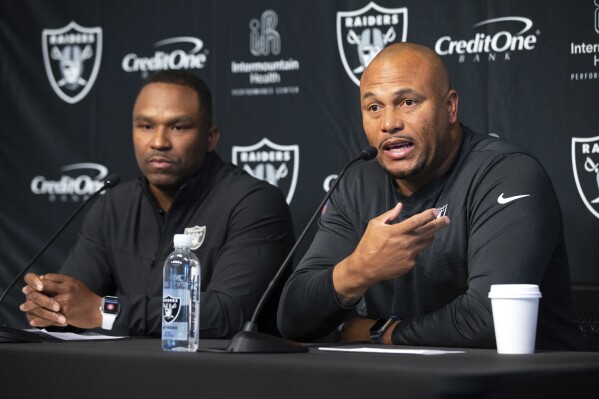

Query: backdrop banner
left=1, top=0, right=598, bottom=328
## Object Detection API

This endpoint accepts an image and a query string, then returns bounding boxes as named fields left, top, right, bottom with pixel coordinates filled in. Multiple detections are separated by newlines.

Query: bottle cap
left=173, top=234, right=192, bottom=248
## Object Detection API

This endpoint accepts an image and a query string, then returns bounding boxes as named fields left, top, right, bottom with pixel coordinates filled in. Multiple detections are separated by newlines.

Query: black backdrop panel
left=1, top=0, right=598, bottom=329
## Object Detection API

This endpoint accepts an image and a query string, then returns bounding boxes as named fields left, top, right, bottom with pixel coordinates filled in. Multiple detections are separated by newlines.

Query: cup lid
left=488, top=284, right=542, bottom=299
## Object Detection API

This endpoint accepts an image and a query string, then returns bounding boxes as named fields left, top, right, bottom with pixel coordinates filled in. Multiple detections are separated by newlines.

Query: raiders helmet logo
left=336, top=2, right=408, bottom=86
left=42, top=21, right=102, bottom=104
left=572, top=136, right=599, bottom=219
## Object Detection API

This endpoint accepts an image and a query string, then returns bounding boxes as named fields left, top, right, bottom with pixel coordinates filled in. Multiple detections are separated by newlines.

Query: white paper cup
left=488, top=284, right=542, bottom=354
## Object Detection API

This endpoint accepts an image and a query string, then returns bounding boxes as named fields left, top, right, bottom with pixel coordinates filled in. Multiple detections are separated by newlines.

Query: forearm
left=331, top=254, right=371, bottom=306
left=391, top=292, right=495, bottom=348
left=278, top=267, right=351, bottom=341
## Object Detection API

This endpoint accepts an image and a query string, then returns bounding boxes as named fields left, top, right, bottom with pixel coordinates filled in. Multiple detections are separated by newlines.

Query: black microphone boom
left=0, top=174, right=120, bottom=343
left=226, top=147, right=377, bottom=353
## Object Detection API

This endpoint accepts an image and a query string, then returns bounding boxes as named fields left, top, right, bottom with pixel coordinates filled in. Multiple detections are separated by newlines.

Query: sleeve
left=60, top=195, right=162, bottom=337
left=278, top=188, right=362, bottom=341
left=198, top=183, right=294, bottom=338
left=392, top=153, right=564, bottom=347
left=59, top=197, right=116, bottom=297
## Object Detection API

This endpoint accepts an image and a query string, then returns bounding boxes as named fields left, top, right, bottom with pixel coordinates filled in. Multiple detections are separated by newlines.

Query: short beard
left=384, top=156, right=427, bottom=181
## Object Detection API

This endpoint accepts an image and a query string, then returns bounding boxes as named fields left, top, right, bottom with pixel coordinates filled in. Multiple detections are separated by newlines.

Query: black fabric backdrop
left=1, top=0, right=598, bottom=329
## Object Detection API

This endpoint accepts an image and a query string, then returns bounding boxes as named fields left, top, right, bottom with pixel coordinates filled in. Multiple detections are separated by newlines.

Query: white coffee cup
left=488, top=284, right=542, bottom=354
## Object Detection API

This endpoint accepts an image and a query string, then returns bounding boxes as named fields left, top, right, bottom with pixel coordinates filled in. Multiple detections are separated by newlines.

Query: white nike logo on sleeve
left=497, top=193, right=531, bottom=204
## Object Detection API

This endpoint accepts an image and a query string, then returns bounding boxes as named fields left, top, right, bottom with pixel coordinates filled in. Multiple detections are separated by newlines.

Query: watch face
left=103, top=297, right=120, bottom=315
left=370, top=318, right=388, bottom=333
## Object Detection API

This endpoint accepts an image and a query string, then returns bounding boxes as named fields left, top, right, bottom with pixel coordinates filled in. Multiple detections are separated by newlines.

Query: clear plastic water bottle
left=162, top=234, right=200, bottom=352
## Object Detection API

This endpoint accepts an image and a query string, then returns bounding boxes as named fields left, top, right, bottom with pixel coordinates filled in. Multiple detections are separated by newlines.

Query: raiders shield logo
left=232, top=137, right=299, bottom=204
left=42, top=21, right=102, bottom=104
left=436, top=204, right=448, bottom=218
left=184, top=226, right=206, bottom=250
left=337, top=2, right=408, bottom=86
left=572, top=136, right=599, bottom=219
left=162, top=295, right=181, bottom=324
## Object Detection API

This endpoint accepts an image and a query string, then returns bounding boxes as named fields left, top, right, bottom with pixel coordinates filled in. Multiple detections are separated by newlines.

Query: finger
left=39, top=273, right=70, bottom=283
left=27, top=307, right=66, bottom=326
left=28, top=313, right=67, bottom=328
left=20, top=295, right=60, bottom=312
left=37, top=278, right=66, bottom=296
left=27, top=316, right=54, bottom=328
left=25, top=290, right=61, bottom=311
left=23, top=273, right=44, bottom=291
left=417, top=215, right=451, bottom=236
left=396, top=208, right=443, bottom=233
left=381, top=202, right=403, bottom=224
left=22, top=285, right=35, bottom=295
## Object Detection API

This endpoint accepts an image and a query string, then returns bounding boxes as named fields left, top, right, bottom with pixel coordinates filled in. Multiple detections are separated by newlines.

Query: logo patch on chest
left=184, top=225, right=206, bottom=250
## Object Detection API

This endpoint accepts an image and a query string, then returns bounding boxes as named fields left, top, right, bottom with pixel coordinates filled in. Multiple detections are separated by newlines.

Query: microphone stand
left=0, top=175, right=120, bottom=343
left=227, top=147, right=377, bottom=353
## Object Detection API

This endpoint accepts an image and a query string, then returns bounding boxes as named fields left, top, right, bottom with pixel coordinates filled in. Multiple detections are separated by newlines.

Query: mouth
left=148, top=156, right=174, bottom=169
left=382, top=139, right=414, bottom=160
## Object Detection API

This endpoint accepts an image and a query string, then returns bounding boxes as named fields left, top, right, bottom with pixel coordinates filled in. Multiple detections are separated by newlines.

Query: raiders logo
left=42, top=21, right=102, bottom=104
left=162, top=295, right=181, bottom=324
left=232, top=137, right=299, bottom=204
left=336, top=2, right=408, bottom=86
left=184, top=225, right=206, bottom=250
left=572, top=136, right=599, bottom=219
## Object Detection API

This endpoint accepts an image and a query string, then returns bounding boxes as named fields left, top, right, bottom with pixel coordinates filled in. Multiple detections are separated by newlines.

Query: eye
left=403, top=99, right=416, bottom=107
left=171, top=125, right=189, bottom=132
left=137, top=123, right=153, bottom=130
left=367, top=104, right=382, bottom=112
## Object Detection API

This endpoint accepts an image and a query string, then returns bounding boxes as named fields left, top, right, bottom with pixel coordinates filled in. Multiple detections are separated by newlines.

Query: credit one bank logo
left=435, top=17, right=539, bottom=63
left=31, top=163, right=109, bottom=202
left=122, top=37, right=208, bottom=78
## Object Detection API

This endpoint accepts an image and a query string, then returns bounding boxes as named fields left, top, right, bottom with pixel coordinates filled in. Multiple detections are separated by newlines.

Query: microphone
left=0, top=174, right=120, bottom=343
left=226, top=146, right=377, bottom=353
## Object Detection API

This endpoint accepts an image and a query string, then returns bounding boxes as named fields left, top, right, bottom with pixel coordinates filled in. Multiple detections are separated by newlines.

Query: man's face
left=133, top=83, right=218, bottom=196
left=359, top=52, right=457, bottom=188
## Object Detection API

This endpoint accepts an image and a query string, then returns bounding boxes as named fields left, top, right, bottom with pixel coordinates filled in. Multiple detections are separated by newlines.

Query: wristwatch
left=369, top=316, right=399, bottom=344
left=99, top=296, right=120, bottom=330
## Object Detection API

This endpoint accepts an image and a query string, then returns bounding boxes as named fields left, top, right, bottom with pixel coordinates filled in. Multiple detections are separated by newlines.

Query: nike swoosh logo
left=497, top=193, right=531, bottom=204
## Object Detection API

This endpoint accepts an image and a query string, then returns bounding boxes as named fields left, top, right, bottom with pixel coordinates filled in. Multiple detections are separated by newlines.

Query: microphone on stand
left=0, top=174, right=121, bottom=343
left=227, top=146, right=378, bottom=353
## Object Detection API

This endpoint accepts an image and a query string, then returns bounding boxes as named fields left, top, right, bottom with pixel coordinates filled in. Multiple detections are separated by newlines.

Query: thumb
left=382, top=202, right=403, bottom=224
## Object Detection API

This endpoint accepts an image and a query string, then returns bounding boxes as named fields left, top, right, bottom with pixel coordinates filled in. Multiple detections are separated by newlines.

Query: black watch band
left=369, top=316, right=399, bottom=344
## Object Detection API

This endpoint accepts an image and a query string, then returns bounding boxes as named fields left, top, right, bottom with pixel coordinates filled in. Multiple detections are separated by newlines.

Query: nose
left=150, top=127, right=171, bottom=150
left=380, top=107, right=404, bottom=134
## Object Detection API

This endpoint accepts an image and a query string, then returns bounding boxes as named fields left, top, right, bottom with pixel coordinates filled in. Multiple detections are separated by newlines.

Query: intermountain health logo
left=337, top=2, right=408, bottom=86
left=572, top=136, right=599, bottom=219
left=232, top=138, right=299, bottom=204
left=42, top=21, right=102, bottom=104
left=568, top=2, right=599, bottom=81
left=230, top=9, right=300, bottom=97
left=250, top=9, right=281, bottom=56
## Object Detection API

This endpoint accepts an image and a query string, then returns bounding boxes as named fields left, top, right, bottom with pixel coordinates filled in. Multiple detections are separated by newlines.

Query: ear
left=206, top=126, right=220, bottom=152
left=446, top=89, right=459, bottom=124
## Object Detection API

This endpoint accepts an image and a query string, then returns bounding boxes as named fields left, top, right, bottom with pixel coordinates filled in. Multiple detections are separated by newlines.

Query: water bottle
left=162, top=234, right=200, bottom=351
